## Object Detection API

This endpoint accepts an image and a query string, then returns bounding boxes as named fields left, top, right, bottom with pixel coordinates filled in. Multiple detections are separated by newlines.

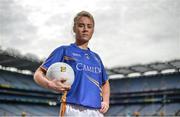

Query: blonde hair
left=73, top=11, right=95, bottom=28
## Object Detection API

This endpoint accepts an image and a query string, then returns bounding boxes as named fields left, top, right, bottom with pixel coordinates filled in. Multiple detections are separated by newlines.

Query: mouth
left=82, top=34, right=88, bottom=37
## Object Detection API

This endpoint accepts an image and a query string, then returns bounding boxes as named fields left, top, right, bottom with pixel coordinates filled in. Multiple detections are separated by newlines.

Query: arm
left=33, top=67, right=70, bottom=93
left=100, top=80, right=110, bottom=114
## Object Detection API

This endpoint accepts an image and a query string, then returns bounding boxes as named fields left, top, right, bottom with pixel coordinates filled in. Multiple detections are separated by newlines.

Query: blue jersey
left=41, top=43, right=108, bottom=109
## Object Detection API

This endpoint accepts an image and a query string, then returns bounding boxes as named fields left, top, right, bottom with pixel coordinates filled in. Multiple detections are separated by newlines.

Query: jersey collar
left=71, top=43, right=90, bottom=53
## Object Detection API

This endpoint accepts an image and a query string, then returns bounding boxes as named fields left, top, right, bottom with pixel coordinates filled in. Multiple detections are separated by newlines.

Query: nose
left=83, top=25, right=88, bottom=32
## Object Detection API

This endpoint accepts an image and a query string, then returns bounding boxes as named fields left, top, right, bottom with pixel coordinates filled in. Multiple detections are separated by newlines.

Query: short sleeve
left=41, top=46, right=65, bottom=70
left=101, top=62, right=108, bottom=84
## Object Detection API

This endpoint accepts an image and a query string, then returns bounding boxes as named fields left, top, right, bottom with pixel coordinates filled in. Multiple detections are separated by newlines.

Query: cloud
left=0, top=0, right=39, bottom=54
left=0, top=0, right=179, bottom=68
left=89, top=0, right=180, bottom=67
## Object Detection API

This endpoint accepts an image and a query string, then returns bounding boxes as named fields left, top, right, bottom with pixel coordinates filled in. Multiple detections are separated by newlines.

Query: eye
left=88, top=25, right=93, bottom=29
left=78, top=23, right=84, bottom=28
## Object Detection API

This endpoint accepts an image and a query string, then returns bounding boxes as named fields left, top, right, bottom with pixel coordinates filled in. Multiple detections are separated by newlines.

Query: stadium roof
left=0, top=48, right=43, bottom=72
left=0, top=47, right=180, bottom=77
left=107, top=59, right=180, bottom=78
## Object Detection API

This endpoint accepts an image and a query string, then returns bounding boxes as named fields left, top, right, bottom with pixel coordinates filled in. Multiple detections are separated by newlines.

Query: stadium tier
left=0, top=103, right=60, bottom=116
left=0, top=48, right=180, bottom=116
left=105, top=72, right=180, bottom=116
left=0, top=68, right=61, bottom=116
left=110, top=73, right=180, bottom=93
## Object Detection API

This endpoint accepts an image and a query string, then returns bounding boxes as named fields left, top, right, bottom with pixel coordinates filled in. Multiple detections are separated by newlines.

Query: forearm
left=34, top=67, right=71, bottom=93
left=102, top=80, right=110, bottom=104
left=33, top=67, right=50, bottom=89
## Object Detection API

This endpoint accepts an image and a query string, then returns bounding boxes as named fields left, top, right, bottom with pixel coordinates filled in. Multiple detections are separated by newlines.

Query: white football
left=46, top=62, right=75, bottom=86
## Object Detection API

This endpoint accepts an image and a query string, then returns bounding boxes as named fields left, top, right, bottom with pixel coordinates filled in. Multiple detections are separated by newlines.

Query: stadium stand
left=0, top=69, right=61, bottom=116
left=0, top=48, right=60, bottom=116
left=0, top=47, right=180, bottom=116
left=105, top=61, right=180, bottom=116
left=0, top=69, right=45, bottom=91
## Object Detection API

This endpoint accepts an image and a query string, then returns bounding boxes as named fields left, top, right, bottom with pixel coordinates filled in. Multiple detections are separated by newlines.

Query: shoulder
left=47, top=45, right=71, bottom=57
left=53, top=44, right=70, bottom=52
left=90, top=50, right=102, bottom=61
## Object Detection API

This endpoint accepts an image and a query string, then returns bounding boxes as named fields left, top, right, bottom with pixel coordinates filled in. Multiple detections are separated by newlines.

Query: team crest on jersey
left=85, top=53, right=90, bottom=59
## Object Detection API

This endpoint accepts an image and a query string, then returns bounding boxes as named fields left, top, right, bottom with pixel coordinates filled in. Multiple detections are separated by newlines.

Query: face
left=74, top=16, right=94, bottom=43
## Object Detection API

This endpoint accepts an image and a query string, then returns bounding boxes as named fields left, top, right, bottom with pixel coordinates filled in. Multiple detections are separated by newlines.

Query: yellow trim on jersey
left=60, top=91, right=67, bottom=117
left=88, top=77, right=102, bottom=92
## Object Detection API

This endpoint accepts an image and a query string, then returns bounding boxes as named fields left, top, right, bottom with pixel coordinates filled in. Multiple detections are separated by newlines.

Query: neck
left=75, top=40, right=89, bottom=50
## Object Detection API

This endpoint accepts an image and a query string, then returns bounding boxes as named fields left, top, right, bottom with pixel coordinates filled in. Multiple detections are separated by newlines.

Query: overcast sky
left=0, top=0, right=180, bottom=68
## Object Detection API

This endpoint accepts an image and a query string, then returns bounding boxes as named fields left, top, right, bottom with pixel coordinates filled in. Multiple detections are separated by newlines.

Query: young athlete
left=34, top=11, right=110, bottom=116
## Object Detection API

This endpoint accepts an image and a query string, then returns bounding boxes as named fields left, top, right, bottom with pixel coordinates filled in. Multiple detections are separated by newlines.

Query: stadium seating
left=0, top=69, right=60, bottom=116
left=107, top=72, right=180, bottom=116
left=0, top=70, right=47, bottom=91
left=1, top=69, right=179, bottom=116
left=0, top=103, right=59, bottom=116
left=110, top=73, right=180, bottom=93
